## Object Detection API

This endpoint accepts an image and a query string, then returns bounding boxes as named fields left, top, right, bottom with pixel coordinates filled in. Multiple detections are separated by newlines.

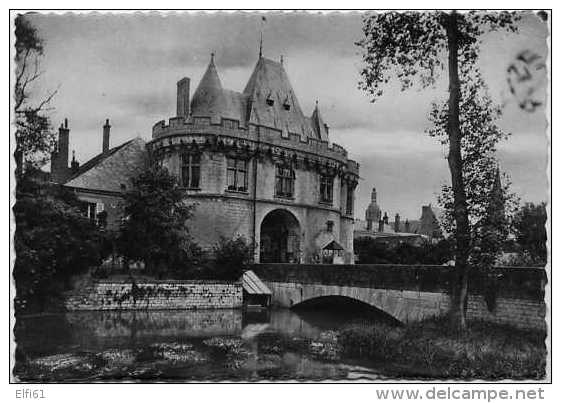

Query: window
left=319, top=175, right=334, bottom=204
left=266, top=92, right=274, bottom=106
left=181, top=153, right=201, bottom=188
left=346, top=184, right=355, bottom=215
left=80, top=201, right=106, bottom=227
left=227, top=157, right=248, bottom=192
left=275, top=164, right=295, bottom=198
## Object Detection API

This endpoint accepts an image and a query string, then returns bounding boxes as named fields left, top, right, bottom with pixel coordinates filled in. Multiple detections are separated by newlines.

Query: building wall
left=72, top=190, right=124, bottom=231
left=65, top=280, right=243, bottom=311
left=158, top=146, right=354, bottom=263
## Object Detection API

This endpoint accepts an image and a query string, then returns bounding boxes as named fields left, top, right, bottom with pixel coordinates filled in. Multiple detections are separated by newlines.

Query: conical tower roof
left=190, top=54, right=226, bottom=122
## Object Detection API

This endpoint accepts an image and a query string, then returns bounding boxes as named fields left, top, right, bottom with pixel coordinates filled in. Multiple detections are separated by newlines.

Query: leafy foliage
left=357, top=11, right=518, bottom=100
left=117, top=166, right=196, bottom=276
left=354, top=237, right=453, bottom=265
left=428, top=74, right=518, bottom=269
left=14, top=171, right=105, bottom=313
left=14, top=14, right=57, bottom=174
left=512, top=202, right=547, bottom=265
left=211, top=236, right=253, bottom=281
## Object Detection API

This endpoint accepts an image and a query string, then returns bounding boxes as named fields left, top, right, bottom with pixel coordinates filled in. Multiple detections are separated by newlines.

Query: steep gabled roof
left=243, top=57, right=318, bottom=139
left=64, top=137, right=147, bottom=193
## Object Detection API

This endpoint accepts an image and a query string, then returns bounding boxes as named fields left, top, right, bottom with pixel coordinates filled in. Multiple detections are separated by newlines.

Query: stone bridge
left=252, top=264, right=547, bottom=330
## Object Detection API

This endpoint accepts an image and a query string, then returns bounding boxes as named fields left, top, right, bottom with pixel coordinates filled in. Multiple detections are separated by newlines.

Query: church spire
left=259, top=15, right=267, bottom=58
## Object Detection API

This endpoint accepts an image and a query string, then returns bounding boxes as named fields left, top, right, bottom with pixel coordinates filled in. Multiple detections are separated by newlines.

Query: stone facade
left=149, top=54, right=359, bottom=263
left=65, top=280, right=242, bottom=311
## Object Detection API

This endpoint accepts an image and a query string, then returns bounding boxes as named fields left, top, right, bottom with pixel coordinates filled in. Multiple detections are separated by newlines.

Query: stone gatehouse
left=50, top=52, right=360, bottom=264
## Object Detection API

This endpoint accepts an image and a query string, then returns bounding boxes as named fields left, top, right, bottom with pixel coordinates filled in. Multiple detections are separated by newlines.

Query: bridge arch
left=267, top=282, right=441, bottom=324
left=291, top=295, right=402, bottom=325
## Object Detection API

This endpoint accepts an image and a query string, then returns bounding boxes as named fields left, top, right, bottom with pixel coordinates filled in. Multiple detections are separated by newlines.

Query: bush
left=14, top=173, right=107, bottom=313
left=210, top=236, right=253, bottom=281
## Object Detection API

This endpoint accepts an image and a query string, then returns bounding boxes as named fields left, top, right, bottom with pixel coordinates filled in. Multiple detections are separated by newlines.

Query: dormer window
left=283, top=97, right=290, bottom=110
left=266, top=92, right=274, bottom=106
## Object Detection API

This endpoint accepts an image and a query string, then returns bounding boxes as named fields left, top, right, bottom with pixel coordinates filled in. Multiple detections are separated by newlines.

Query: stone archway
left=260, top=209, right=301, bottom=263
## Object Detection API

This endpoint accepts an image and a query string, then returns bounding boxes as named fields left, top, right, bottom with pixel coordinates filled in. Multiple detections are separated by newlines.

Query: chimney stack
left=404, top=219, right=410, bottom=233
left=103, top=119, right=111, bottom=154
left=70, top=150, right=80, bottom=172
left=176, top=77, right=190, bottom=118
left=383, top=212, right=389, bottom=225
left=394, top=213, right=400, bottom=233
left=50, top=119, right=71, bottom=183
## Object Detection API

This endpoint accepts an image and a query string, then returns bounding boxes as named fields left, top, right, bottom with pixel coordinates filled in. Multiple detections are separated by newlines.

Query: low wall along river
left=65, top=280, right=243, bottom=311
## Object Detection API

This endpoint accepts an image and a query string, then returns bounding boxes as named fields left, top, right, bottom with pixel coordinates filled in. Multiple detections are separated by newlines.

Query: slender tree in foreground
left=357, top=11, right=519, bottom=330
left=14, top=14, right=57, bottom=178
left=428, top=72, right=519, bottom=271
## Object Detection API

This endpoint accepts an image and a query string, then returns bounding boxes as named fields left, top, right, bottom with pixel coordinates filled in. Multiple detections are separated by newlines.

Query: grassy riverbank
left=338, top=316, right=547, bottom=380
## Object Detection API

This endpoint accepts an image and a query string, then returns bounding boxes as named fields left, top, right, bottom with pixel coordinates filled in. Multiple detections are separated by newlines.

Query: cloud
left=26, top=11, right=549, bottom=217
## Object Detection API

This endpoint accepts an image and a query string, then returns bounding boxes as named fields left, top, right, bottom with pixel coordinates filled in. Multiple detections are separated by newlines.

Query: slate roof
left=190, top=55, right=229, bottom=122
left=64, top=137, right=148, bottom=193
left=190, top=55, right=327, bottom=140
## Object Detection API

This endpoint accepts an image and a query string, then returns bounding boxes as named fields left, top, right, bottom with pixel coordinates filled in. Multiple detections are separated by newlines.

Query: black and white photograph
left=9, top=7, right=551, bottom=386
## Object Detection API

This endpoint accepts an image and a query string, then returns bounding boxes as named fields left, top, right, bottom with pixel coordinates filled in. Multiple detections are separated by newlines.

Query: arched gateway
left=260, top=209, right=301, bottom=263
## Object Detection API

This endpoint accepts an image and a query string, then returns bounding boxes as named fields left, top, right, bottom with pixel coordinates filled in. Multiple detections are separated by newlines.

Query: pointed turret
left=190, top=53, right=225, bottom=123
left=311, top=101, right=329, bottom=141
left=489, top=166, right=506, bottom=220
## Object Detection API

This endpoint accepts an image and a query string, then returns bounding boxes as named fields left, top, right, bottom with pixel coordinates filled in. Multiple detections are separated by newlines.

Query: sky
left=26, top=11, right=549, bottom=221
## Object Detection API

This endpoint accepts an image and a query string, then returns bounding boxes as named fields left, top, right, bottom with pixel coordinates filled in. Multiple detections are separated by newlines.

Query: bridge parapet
left=252, top=264, right=546, bottom=301
left=253, top=264, right=546, bottom=329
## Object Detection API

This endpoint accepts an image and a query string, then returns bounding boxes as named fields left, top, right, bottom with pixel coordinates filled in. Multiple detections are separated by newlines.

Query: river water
left=14, top=307, right=399, bottom=382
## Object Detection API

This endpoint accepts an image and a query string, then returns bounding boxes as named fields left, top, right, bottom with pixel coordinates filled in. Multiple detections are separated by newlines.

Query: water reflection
left=14, top=307, right=390, bottom=382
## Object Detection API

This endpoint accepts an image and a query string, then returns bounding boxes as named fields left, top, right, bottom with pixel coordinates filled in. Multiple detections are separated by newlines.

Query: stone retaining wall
left=65, top=280, right=243, bottom=311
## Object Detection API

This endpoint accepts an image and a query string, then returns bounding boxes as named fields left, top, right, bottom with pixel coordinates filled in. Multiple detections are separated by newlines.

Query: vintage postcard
left=10, top=8, right=550, bottom=388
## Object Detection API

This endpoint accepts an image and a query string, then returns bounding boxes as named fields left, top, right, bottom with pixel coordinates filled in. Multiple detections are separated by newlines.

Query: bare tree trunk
left=14, top=148, right=23, bottom=182
left=445, top=11, right=471, bottom=332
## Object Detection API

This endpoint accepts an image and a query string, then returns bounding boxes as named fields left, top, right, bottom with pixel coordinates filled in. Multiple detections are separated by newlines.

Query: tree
left=211, top=235, right=253, bottom=281
left=354, top=237, right=453, bottom=265
left=14, top=14, right=57, bottom=178
left=13, top=171, right=105, bottom=313
left=512, top=202, right=547, bottom=264
left=357, top=11, right=519, bottom=330
left=428, top=73, right=519, bottom=271
left=118, top=166, right=196, bottom=276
